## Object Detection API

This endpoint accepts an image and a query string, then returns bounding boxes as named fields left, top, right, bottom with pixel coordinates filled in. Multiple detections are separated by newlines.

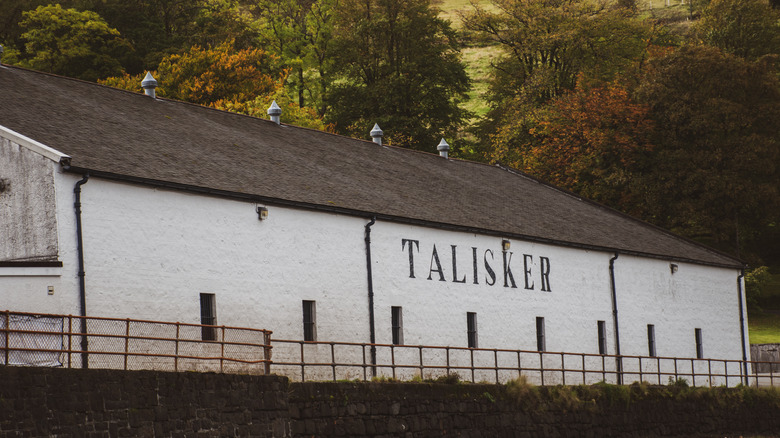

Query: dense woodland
left=1, top=0, right=779, bottom=289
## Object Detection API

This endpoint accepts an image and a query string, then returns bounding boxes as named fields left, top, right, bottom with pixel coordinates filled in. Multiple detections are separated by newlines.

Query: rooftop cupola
left=437, top=138, right=450, bottom=159
left=141, top=72, right=158, bottom=99
left=267, top=101, right=282, bottom=124
left=370, top=123, right=383, bottom=146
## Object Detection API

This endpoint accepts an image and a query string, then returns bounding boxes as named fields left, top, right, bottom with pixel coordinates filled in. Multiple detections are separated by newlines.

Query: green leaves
left=15, top=4, right=132, bottom=81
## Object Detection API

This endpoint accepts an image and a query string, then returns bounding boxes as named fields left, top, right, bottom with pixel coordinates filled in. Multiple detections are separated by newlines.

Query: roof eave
left=60, top=165, right=745, bottom=270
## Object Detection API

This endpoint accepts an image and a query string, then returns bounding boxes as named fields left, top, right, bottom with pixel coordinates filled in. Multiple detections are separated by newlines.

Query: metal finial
left=370, top=123, right=383, bottom=146
left=437, top=138, right=450, bottom=159
left=141, top=72, right=158, bottom=98
left=267, top=100, right=282, bottom=124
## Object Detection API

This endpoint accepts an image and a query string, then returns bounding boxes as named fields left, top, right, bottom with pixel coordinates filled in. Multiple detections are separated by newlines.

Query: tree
left=512, top=82, right=655, bottom=209
left=12, top=4, right=132, bottom=81
left=251, top=0, right=335, bottom=111
left=101, top=41, right=330, bottom=129
left=103, top=40, right=284, bottom=105
left=324, top=0, right=470, bottom=151
left=462, top=0, right=652, bottom=106
left=636, top=45, right=780, bottom=259
left=694, top=0, right=780, bottom=61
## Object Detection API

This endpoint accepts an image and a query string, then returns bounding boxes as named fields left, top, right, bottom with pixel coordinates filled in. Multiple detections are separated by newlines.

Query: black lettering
left=472, top=247, right=479, bottom=285
left=503, top=251, right=518, bottom=288
left=401, top=239, right=420, bottom=278
left=451, top=245, right=466, bottom=283
left=484, top=250, right=496, bottom=286
left=428, top=245, right=445, bottom=281
left=523, top=254, right=534, bottom=290
left=540, top=256, right=551, bottom=292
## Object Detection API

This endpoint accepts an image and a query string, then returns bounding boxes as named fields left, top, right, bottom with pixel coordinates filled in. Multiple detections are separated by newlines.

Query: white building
left=0, top=65, right=748, bottom=383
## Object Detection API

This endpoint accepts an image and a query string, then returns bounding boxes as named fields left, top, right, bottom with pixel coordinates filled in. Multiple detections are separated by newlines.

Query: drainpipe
left=364, top=217, right=377, bottom=376
left=737, top=269, right=747, bottom=385
left=609, top=252, right=622, bottom=385
left=74, top=173, right=90, bottom=368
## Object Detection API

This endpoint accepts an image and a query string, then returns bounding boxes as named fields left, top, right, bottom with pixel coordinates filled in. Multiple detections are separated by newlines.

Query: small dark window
left=200, top=293, right=217, bottom=341
left=303, top=300, right=317, bottom=342
left=597, top=321, right=607, bottom=355
left=647, top=324, right=656, bottom=357
left=695, top=328, right=703, bottom=359
left=536, top=317, right=546, bottom=352
left=467, top=312, right=478, bottom=348
left=391, top=306, right=403, bottom=345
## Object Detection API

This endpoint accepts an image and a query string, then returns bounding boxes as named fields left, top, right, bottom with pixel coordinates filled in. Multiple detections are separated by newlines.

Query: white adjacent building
left=0, top=64, right=748, bottom=383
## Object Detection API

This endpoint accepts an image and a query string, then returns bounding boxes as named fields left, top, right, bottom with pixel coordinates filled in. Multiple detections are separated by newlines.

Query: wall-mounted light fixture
left=670, top=263, right=678, bottom=274
left=501, top=239, right=511, bottom=251
left=256, top=205, right=269, bottom=221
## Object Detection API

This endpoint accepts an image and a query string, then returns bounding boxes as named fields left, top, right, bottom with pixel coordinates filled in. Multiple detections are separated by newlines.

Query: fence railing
left=1, top=310, right=272, bottom=374
left=3, top=310, right=778, bottom=388
left=270, top=339, right=780, bottom=388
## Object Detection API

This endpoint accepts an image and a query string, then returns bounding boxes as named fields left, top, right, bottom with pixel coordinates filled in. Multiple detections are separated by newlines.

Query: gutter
left=58, top=165, right=744, bottom=271
left=609, top=252, right=622, bottom=385
left=74, top=173, right=90, bottom=368
left=364, top=217, right=377, bottom=376
left=737, top=269, right=748, bottom=385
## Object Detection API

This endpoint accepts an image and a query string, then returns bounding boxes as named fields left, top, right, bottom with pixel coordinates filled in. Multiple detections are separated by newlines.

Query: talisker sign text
left=401, top=239, right=552, bottom=292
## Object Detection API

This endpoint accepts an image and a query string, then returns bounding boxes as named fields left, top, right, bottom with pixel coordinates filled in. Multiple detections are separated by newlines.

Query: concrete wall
left=0, top=137, right=59, bottom=262
left=2, top=367, right=779, bottom=438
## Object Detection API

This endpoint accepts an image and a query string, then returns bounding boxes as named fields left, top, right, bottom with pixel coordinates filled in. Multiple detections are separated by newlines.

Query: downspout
left=609, top=252, right=622, bottom=385
left=364, top=216, right=377, bottom=376
left=74, top=173, right=90, bottom=368
left=737, top=269, right=747, bottom=385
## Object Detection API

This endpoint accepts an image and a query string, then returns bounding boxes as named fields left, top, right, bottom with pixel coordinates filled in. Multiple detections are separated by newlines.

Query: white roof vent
left=141, top=72, right=158, bottom=99
left=437, top=138, right=450, bottom=159
left=267, top=101, right=282, bottom=124
left=370, top=123, right=383, bottom=146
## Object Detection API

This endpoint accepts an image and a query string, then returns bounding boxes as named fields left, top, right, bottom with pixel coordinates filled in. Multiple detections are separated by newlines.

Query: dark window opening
left=536, top=317, right=546, bottom=352
left=391, top=306, right=403, bottom=345
left=303, top=300, right=317, bottom=342
left=467, top=312, right=478, bottom=348
left=647, top=324, right=656, bottom=357
left=695, top=328, right=703, bottom=359
left=200, top=293, right=217, bottom=341
left=597, top=320, right=607, bottom=355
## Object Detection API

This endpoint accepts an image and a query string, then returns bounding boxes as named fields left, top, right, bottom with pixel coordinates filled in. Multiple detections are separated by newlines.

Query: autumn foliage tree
left=102, top=40, right=285, bottom=106
left=490, top=82, right=654, bottom=209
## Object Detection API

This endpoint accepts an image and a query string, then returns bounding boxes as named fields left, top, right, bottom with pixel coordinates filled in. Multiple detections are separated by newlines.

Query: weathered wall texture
left=0, top=137, right=58, bottom=262
left=2, top=367, right=779, bottom=438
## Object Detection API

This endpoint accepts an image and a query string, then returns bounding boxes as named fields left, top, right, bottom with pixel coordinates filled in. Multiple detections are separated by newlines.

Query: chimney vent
left=267, top=100, right=282, bottom=124
left=141, top=72, right=158, bottom=98
left=370, top=123, right=383, bottom=146
left=437, top=138, right=450, bottom=159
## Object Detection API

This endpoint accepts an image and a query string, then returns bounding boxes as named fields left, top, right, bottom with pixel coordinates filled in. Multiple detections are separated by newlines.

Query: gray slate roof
left=0, top=65, right=742, bottom=268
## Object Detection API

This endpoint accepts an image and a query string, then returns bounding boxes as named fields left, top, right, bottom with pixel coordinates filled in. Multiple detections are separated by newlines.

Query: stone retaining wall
left=2, top=367, right=779, bottom=437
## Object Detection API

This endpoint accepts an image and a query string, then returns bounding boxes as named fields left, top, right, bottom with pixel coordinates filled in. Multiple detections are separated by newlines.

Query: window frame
left=536, top=317, right=546, bottom=352
left=302, top=300, right=317, bottom=342
left=647, top=324, right=656, bottom=357
left=391, top=306, right=404, bottom=345
left=199, top=293, right=217, bottom=341
left=467, top=312, right=478, bottom=348
left=597, top=320, right=607, bottom=355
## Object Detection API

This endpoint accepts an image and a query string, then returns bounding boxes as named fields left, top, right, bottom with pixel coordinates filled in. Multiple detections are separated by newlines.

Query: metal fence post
left=3, top=310, right=9, bottom=366
left=418, top=346, right=424, bottom=380
left=124, top=318, right=130, bottom=370
left=494, top=349, right=499, bottom=384
left=175, top=323, right=180, bottom=373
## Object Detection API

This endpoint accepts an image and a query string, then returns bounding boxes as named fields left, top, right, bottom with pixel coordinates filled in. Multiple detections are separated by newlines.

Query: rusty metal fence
left=270, top=339, right=780, bottom=388
left=1, top=311, right=272, bottom=374
left=3, top=310, right=779, bottom=388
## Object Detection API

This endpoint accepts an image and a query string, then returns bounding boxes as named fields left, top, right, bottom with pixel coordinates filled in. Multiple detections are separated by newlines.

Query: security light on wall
left=670, top=263, right=678, bottom=274
left=502, top=239, right=511, bottom=251
left=256, top=205, right=269, bottom=221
